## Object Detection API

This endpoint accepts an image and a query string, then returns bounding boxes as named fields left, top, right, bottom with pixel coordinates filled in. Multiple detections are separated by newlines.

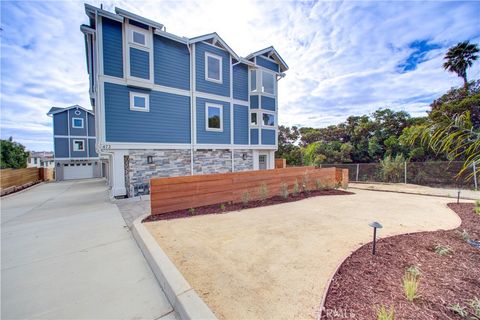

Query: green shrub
left=302, top=173, right=310, bottom=193
left=379, top=154, right=406, bottom=183
left=469, top=297, right=480, bottom=317
left=402, top=272, right=419, bottom=302
left=406, top=265, right=422, bottom=278
left=475, top=199, right=480, bottom=215
left=293, top=179, right=300, bottom=195
left=376, top=305, right=395, bottom=320
left=220, top=203, right=226, bottom=212
left=449, top=303, right=468, bottom=317
left=280, top=182, right=289, bottom=199
left=259, top=183, right=269, bottom=201
left=188, top=208, right=195, bottom=215
left=315, top=179, right=324, bottom=190
left=242, top=192, right=250, bottom=206
left=434, top=244, right=453, bottom=256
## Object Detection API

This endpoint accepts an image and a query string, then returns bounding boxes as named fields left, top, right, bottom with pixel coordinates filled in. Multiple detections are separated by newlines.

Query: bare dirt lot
left=145, top=189, right=462, bottom=319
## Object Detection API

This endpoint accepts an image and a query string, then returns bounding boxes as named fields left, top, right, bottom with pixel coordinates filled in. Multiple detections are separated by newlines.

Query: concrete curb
left=132, top=214, right=217, bottom=320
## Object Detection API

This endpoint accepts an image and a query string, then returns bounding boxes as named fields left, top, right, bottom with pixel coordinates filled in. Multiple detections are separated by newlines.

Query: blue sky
left=1, top=1, right=479, bottom=151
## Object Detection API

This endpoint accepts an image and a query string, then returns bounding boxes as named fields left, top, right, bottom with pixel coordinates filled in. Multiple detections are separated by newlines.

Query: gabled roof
left=246, top=46, right=289, bottom=72
left=189, top=32, right=240, bottom=61
left=115, top=7, right=164, bottom=30
left=47, top=105, right=94, bottom=116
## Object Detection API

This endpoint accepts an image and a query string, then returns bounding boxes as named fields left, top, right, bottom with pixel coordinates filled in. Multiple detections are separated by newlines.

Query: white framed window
left=130, top=92, right=150, bottom=112
left=205, top=103, right=223, bottom=131
left=73, top=140, right=85, bottom=152
left=262, top=113, right=275, bottom=127
left=250, top=70, right=257, bottom=92
left=72, top=117, right=84, bottom=128
left=250, top=112, right=258, bottom=126
left=205, top=52, right=222, bottom=83
left=129, top=27, right=149, bottom=48
left=262, top=71, right=275, bottom=95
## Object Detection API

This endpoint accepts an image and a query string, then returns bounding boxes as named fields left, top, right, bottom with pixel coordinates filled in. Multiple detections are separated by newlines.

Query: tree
left=443, top=41, right=479, bottom=89
left=0, top=137, right=29, bottom=169
left=277, top=126, right=302, bottom=165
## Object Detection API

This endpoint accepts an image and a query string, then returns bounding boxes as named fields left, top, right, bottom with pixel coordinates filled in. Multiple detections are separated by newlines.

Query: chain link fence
left=318, top=161, right=478, bottom=190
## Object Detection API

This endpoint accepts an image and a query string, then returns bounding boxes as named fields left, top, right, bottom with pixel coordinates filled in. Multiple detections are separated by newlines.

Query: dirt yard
left=144, top=189, right=462, bottom=319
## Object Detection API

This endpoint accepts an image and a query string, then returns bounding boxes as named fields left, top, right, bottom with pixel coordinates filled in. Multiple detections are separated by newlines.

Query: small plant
left=315, top=179, right=324, bottom=190
left=280, top=182, right=289, bottom=199
left=469, top=297, right=480, bottom=317
left=475, top=199, right=480, bottom=215
left=434, top=244, right=453, bottom=256
left=376, top=305, right=395, bottom=320
left=460, top=229, right=470, bottom=241
left=259, top=183, right=269, bottom=201
left=188, top=208, right=195, bottom=215
left=302, top=173, right=310, bottom=193
left=241, top=191, right=250, bottom=206
left=402, top=272, right=419, bottom=302
left=220, top=203, right=226, bottom=212
left=449, top=303, right=468, bottom=317
left=293, top=179, right=300, bottom=196
left=406, top=265, right=422, bottom=278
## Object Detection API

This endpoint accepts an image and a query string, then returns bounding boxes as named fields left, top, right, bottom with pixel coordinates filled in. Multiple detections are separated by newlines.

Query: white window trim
left=261, top=70, right=276, bottom=96
left=72, top=117, right=84, bottom=129
left=205, top=52, right=223, bottom=84
left=262, top=111, right=276, bottom=127
left=124, top=21, right=154, bottom=86
left=73, top=139, right=85, bottom=152
left=130, top=92, right=150, bottom=112
left=205, top=103, right=223, bottom=132
left=250, top=69, right=258, bottom=93
left=128, top=25, right=150, bottom=49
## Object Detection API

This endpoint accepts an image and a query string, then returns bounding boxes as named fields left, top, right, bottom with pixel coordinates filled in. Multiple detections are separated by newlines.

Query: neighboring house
left=81, top=5, right=288, bottom=198
left=27, top=151, right=55, bottom=168
left=47, top=105, right=102, bottom=180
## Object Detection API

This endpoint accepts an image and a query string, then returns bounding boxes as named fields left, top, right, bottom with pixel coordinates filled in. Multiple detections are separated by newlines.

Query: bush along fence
left=0, top=168, right=54, bottom=196
left=150, top=167, right=348, bottom=215
left=319, top=161, right=478, bottom=190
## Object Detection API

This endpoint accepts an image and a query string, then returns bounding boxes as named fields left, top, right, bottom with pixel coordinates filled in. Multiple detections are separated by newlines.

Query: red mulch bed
left=321, top=203, right=480, bottom=319
left=143, top=189, right=353, bottom=222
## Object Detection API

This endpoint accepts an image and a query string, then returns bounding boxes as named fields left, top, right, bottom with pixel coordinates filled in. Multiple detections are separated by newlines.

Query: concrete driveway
left=1, top=179, right=175, bottom=319
left=145, top=189, right=462, bottom=320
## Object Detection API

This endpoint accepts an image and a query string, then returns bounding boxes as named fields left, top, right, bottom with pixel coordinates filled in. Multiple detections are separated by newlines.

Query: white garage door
left=64, top=164, right=94, bottom=180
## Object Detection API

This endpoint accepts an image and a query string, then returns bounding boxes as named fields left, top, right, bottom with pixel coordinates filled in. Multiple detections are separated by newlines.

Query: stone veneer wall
left=127, top=149, right=191, bottom=197
left=193, top=149, right=232, bottom=175
left=233, top=149, right=254, bottom=172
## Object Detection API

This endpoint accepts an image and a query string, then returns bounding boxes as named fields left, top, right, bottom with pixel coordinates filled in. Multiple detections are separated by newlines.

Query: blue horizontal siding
left=256, top=56, right=279, bottom=72
left=196, top=97, right=230, bottom=144
left=130, top=47, right=150, bottom=79
left=87, top=113, right=95, bottom=136
left=261, top=129, right=276, bottom=145
left=70, top=138, right=88, bottom=158
left=250, top=95, right=259, bottom=109
left=88, top=138, right=97, bottom=157
left=102, top=18, right=123, bottom=78
left=233, top=105, right=248, bottom=145
left=154, top=35, right=190, bottom=90
left=54, top=138, right=69, bottom=158
left=69, top=109, right=87, bottom=137
left=195, top=42, right=230, bottom=97
left=261, top=96, right=276, bottom=111
left=104, top=82, right=191, bottom=143
left=233, top=64, right=248, bottom=101
left=250, top=128, right=259, bottom=145
left=53, top=111, right=68, bottom=135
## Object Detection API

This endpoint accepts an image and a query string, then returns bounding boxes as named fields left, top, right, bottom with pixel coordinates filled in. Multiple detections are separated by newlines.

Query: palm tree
left=443, top=41, right=479, bottom=89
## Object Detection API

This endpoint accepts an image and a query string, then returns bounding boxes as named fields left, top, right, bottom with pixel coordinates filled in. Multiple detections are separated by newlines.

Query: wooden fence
left=150, top=166, right=348, bottom=215
left=0, top=168, right=54, bottom=196
left=275, top=158, right=287, bottom=169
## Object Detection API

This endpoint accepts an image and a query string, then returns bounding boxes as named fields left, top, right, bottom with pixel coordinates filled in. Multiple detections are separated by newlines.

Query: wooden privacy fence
left=150, top=167, right=348, bottom=215
left=1, top=168, right=54, bottom=196
left=275, top=158, right=287, bottom=169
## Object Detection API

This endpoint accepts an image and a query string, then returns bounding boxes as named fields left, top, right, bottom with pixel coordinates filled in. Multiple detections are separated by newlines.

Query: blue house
left=47, top=105, right=101, bottom=180
left=81, top=5, right=288, bottom=197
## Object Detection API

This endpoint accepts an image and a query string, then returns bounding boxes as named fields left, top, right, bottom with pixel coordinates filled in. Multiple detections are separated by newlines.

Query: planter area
left=322, top=203, right=480, bottom=319
left=144, top=188, right=353, bottom=222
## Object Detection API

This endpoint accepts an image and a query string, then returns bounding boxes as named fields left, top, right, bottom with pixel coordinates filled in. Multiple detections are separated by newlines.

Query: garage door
left=64, top=164, right=94, bottom=180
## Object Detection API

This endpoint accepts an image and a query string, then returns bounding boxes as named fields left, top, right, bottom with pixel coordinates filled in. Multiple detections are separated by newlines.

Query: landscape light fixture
left=457, top=189, right=461, bottom=204
left=369, top=221, right=383, bottom=255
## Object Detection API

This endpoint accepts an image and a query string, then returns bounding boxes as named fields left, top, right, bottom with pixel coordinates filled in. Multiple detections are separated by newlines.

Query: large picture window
left=206, top=103, right=223, bottom=131
left=262, top=113, right=275, bottom=126
left=262, top=71, right=275, bottom=95
left=205, top=52, right=222, bottom=83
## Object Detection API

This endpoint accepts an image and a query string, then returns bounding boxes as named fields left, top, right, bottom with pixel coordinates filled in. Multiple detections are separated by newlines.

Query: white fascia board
left=47, top=105, right=94, bottom=116
left=85, top=4, right=124, bottom=23
left=189, top=33, right=240, bottom=60
left=115, top=7, right=164, bottom=30
left=154, top=29, right=189, bottom=44
left=80, top=25, right=95, bottom=35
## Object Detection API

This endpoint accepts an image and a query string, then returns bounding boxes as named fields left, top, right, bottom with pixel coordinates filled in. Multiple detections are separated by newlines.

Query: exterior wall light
left=242, top=153, right=248, bottom=160
left=147, top=156, right=154, bottom=164
left=369, top=221, right=383, bottom=255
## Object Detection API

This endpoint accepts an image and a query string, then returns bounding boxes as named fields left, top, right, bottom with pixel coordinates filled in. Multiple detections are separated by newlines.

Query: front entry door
left=259, top=154, right=267, bottom=170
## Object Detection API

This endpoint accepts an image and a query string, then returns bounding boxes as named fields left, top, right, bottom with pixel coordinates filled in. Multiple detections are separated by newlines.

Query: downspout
left=187, top=42, right=194, bottom=175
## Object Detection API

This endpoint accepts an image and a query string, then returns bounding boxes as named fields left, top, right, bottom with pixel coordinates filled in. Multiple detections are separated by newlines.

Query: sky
left=1, top=0, right=479, bottom=151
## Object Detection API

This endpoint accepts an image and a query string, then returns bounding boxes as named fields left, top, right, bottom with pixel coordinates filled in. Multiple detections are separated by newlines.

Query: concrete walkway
left=1, top=179, right=175, bottom=320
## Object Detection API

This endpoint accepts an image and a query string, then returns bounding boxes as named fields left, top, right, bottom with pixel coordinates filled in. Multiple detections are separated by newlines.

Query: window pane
left=133, top=31, right=146, bottom=45
left=262, top=113, right=275, bottom=126
left=250, top=113, right=257, bottom=125
left=74, top=141, right=84, bottom=151
left=208, top=106, right=221, bottom=129
left=207, top=56, right=220, bottom=80
left=73, top=119, right=83, bottom=127
left=134, top=96, right=146, bottom=108
left=262, top=72, right=275, bottom=94
left=250, top=70, right=257, bottom=91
